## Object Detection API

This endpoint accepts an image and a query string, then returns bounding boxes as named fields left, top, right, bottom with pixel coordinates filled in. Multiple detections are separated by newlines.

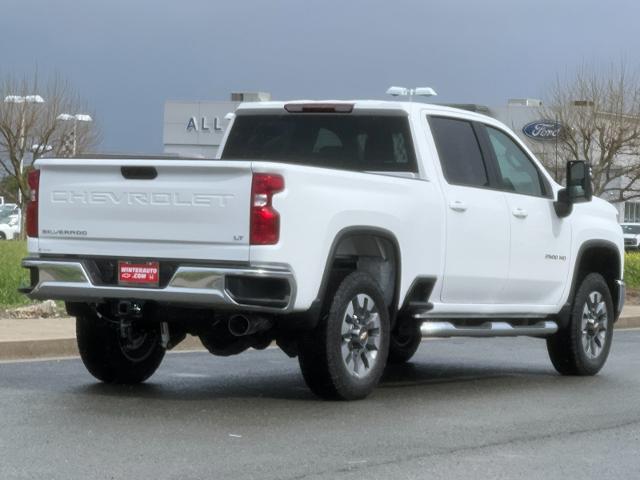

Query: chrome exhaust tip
left=228, top=315, right=273, bottom=337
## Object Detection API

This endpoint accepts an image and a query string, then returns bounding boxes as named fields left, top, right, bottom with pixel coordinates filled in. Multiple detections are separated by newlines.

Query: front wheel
left=547, top=273, right=614, bottom=376
left=298, top=272, right=390, bottom=400
left=76, top=311, right=165, bottom=384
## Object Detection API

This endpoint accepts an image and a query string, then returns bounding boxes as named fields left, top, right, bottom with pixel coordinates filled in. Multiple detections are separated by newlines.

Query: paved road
left=1, top=331, right=640, bottom=480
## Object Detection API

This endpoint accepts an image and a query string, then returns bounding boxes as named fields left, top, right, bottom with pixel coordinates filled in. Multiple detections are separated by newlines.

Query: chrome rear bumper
left=21, top=258, right=296, bottom=312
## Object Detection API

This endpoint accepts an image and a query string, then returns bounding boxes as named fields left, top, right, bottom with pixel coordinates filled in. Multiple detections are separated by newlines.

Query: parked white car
left=0, top=213, right=19, bottom=240
left=21, top=99, right=624, bottom=400
left=621, top=223, right=640, bottom=249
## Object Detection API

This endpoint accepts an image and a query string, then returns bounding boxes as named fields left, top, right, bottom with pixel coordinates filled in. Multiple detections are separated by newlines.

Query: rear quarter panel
left=249, top=162, right=445, bottom=311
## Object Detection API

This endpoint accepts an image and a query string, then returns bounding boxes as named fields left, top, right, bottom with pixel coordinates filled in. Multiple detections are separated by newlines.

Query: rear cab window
left=428, top=116, right=489, bottom=188
left=221, top=112, right=417, bottom=172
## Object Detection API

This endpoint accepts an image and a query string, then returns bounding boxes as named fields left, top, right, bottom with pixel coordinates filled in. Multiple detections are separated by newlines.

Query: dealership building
left=163, top=92, right=271, bottom=158
left=163, top=94, right=629, bottom=222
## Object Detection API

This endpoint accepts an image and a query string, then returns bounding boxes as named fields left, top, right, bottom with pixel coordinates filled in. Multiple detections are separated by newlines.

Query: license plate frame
left=117, top=261, right=160, bottom=287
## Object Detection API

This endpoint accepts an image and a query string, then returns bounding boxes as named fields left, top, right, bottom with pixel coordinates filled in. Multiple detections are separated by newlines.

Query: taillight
left=26, top=169, right=40, bottom=238
left=250, top=173, right=284, bottom=245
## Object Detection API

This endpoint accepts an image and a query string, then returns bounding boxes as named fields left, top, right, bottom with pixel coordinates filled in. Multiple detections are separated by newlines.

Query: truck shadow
left=71, top=355, right=599, bottom=403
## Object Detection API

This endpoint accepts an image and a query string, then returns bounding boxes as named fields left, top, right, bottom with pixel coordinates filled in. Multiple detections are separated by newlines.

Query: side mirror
left=567, top=160, right=592, bottom=203
left=554, top=160, right=592, bottom=218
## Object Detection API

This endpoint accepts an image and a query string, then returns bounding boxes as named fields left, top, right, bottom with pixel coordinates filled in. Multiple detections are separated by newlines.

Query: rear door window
left=428, top=116, right=489, bottom=188
left=221, top=114, right=417, bottom=172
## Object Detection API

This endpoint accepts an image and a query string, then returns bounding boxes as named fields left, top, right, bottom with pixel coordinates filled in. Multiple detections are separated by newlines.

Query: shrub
left=625, top=251, right=640, bottom=289
left=0, top=240, right=30, bottom=307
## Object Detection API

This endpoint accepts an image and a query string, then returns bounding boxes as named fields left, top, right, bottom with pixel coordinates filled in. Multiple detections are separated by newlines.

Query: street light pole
left=56, top=113, right=92, bottom=156
left=3, top=94, right=45, bottom=205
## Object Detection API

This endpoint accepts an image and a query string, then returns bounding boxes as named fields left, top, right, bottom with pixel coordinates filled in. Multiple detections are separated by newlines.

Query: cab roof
left=235, top=100, right=497, bottom=124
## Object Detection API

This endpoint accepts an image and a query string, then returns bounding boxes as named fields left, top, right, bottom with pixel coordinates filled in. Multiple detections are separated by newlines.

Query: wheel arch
left=316, top=226, right=402, bottom=321
left=558, top=239, right=623, bottom=327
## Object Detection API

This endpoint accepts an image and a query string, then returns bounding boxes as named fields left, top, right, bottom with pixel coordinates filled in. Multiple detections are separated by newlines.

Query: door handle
left=449, top=200, right=467, bottom=212
left=512, top=207, right=528, bottom=218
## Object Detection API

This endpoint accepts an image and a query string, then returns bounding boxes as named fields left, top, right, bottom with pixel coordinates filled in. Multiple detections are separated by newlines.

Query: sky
left=1, top=0, right=639, bottom=153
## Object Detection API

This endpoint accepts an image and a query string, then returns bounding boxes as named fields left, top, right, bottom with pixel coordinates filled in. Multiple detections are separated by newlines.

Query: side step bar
left=420, top=321, right=558, bottom=338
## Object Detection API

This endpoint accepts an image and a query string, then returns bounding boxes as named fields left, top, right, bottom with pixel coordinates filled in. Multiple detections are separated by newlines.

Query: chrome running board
left=420, top=320, right=558, bottom=338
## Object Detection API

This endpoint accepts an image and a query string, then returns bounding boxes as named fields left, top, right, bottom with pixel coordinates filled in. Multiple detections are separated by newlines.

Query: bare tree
left=540, top=64, right=640, bottom=202
left=0, top=73, right=101, bottom=210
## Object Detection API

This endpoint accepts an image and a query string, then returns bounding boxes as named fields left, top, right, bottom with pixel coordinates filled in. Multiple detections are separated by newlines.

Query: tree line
left=539, top=64, right=640, bottom=203
left=0, top=73, right=100, bottom=206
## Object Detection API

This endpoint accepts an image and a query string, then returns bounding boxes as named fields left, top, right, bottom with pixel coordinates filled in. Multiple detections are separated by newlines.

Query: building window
left=624, top=202, right=640, bottom=222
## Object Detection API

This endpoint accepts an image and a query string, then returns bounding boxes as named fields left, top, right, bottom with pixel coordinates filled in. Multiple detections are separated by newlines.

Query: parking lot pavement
left=1, top=330, right=640, bottom=479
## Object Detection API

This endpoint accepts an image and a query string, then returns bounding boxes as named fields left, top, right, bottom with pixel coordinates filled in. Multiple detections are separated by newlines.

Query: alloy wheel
left=340, top=293, right=381, bottom=378
left=581, top=291, right=608, bottom=359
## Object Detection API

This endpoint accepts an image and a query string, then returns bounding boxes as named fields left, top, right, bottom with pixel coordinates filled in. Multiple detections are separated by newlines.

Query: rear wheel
left=298, top=272, right=390, bottom=400
left=76, top=311, right=165, bottom=384
left=547, top=273, right=613, bottom=376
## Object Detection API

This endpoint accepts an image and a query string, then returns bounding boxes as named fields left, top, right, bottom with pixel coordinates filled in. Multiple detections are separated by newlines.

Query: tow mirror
left=554, top=160, right=592, bottom=218
left=567, top=161, right=592, bottom=202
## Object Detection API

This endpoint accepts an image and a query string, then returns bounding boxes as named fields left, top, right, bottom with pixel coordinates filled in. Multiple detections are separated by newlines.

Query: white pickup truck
left=22, top=99, right=624, bottom=400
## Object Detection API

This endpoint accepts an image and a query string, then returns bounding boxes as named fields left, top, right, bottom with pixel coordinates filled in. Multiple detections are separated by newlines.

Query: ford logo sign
left=522, top=120, right=563, bottom=141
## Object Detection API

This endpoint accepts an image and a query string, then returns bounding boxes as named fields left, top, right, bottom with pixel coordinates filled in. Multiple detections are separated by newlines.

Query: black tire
left=0, top=232, right=5, bottom=240
left=76, top=311, right=165, bottom=384
left=547, top=273, right=614, bottom=376
left=298, top=271, right=390, bottom=400
left=388, top=320, right=421, bottom=364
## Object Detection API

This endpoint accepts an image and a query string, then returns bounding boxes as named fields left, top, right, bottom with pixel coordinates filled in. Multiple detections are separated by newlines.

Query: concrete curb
left=612, top=316, right=640, bottom=329
left=1, top=338, right=79, bottom=361
left=1, top=319, right=639, bottom=362
left=0, top=334, right=205, bottom=361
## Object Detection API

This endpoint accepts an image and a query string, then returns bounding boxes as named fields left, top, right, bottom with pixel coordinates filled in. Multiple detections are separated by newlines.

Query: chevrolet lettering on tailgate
left=50, top=190, right=234, bottom=207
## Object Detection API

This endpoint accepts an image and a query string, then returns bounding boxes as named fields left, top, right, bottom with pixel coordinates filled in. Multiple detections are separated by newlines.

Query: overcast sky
left=1, top=0, right=639, bottom=153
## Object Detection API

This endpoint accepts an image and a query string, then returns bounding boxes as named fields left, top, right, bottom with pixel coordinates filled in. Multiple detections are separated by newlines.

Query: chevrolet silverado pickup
left=21, top=99, right=625, bottom=400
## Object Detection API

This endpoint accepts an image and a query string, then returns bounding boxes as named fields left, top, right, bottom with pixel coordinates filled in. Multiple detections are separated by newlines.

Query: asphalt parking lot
left=1, top=330, right=640, bottom=480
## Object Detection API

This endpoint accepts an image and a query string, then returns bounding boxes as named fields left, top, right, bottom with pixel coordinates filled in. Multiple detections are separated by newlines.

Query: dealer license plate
left=117, top=261, right=160, bottom=287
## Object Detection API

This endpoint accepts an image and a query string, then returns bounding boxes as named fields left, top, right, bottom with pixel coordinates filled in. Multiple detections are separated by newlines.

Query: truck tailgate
left=35, top=158, right=252, bottom=262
